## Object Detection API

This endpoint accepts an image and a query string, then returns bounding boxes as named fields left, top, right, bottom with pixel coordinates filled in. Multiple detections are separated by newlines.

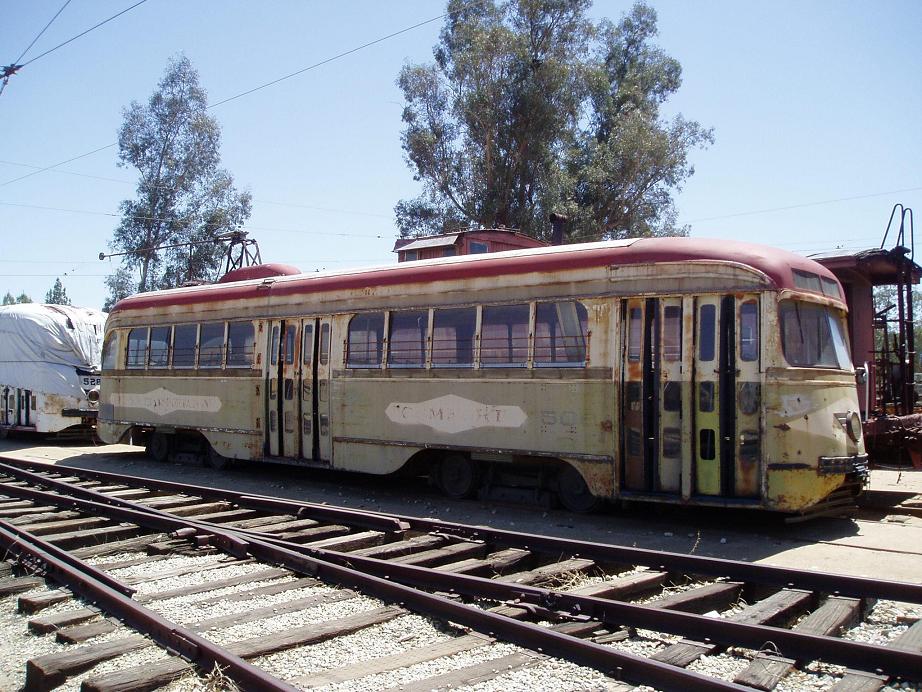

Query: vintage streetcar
left=98, top=238, right=867, bottom=514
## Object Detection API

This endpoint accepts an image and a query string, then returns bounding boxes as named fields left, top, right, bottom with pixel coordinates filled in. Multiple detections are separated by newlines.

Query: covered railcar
left=98, top=238, right=867, bottom=513
left=0, top=303, right=106, bottom=435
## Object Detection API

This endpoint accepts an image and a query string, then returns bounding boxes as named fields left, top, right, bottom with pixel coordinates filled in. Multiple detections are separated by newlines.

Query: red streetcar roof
left=110, top=237, right=841, bottom=313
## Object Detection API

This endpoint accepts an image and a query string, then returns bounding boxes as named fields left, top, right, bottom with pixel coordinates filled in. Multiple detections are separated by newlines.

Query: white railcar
left=0, top=304, right=106, bottom=435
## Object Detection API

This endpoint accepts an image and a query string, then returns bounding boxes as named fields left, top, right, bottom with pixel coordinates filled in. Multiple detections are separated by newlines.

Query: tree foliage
left=105, top=55, right=252, bottom=305
left=2, top=292, right=32, bottom=305
left=44, top=278, right=72, bottom=305
left=396, top=0, right=712, bottom=241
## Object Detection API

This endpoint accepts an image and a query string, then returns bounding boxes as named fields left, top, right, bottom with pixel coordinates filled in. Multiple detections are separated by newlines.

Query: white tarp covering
left=0, top=304, right=106, bottom=399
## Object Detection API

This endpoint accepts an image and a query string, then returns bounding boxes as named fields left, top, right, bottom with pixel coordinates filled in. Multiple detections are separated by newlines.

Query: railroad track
left=0, top=458, right=921, bottom=692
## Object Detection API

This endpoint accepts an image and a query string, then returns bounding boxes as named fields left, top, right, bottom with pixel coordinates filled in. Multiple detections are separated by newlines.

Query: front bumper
left=818, top=453, right=869, bottom=479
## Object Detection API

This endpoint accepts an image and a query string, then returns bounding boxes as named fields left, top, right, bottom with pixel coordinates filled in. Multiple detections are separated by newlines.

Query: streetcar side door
left=300, top=317, right=332, bottom=465
left=620, top=297, right=687, bottom=496
left=693, top=297, right=721, bottom=495
left=265, top=319, right=301, bottom=458
left=266, top=321, right=282, bottom=456
left=315, top=318, right=333, bottom=464
left=693, top=294, right=761, bottom=499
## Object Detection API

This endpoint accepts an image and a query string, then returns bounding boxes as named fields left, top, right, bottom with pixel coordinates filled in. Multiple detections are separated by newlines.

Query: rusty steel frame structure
left=2, top=457, right=922, bottom=685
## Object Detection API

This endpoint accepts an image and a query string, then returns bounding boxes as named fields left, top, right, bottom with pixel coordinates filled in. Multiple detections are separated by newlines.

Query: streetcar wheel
left=557, top=464, right=601, bottom=513
left=206, top=445, right=233, bottom=470
left=437, top=454, right=480, bottom=499
left=146, top=432, right=170, bottom=463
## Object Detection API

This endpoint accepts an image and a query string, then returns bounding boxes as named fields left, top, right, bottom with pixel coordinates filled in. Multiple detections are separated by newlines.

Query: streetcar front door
left=266, top=319, right=300, bottom=458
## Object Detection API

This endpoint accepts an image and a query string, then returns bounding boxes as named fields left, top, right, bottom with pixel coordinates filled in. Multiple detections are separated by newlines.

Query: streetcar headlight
left=845, top=410, right=862, bottom=443
left=87, top=388, right=101, bottom=404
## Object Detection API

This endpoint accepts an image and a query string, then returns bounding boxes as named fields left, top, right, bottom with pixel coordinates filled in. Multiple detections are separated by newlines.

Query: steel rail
left=262, top=536, right=922, bottom=681
left=0, top=518, right=135, bottom=597
left=0, top=522, right=299, bottom=692
left=2, top=464, right=921, bottom=682
left=0, top=466, right=747, bottom=691
left=0, top=458, right=408, bottom=532
left=4, top=457, right=921, bottom=605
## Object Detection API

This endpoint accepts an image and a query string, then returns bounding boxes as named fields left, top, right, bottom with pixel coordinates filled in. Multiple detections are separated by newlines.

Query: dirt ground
left=2, top=436, right=922, bottom=584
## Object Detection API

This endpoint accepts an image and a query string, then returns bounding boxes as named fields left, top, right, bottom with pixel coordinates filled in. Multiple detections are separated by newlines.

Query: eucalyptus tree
left=106, top=55, right=251, bottom=304
left=396, top=0, right=711, bottom=241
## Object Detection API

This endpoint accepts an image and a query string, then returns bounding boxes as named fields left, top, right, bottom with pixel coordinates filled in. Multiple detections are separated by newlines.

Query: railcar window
left=303, top=324, right=314, bottom=365
left=698, top=304, right=716, bottom=362
left=126, top=327, right=149, bottom=369
left=347, top=313, right=384, bottom=367
left=535, top=301, right=588, bottom=366
left=101, top=331, right=118, bottom=370
left=663, top=305, right=682, bottom=361
left=388, top=310, right=428, bottom=367
left=481, top=304, right=529, bottom=366
left=779, top=300, right=852, bottom=369
left=821, top=277, right=841, bottom=299
left=172, top=324, right=197, bottom=368
left=270, top=326, right=280, bottom=366
left=227, top=322, right=255, bottom=367
left=740, top=300, right=759, bottom=362
left=793, top=270, right=822, bottom=293
left=284, top=325, right=296, bottom=365
left=148, top=326, right=171, bottom=368
left=431, top=307, right=475, bottom=366
left=319, top=324, right=330, bottom=365
left=628, top=308, right=642, bottom=361
left=199, top=322, right=225, bottom=368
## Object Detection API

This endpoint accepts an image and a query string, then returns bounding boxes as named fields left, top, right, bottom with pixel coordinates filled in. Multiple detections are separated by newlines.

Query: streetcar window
left=699, top=429, right=716, bottom=460
left=739, top=300, right=759, bottom=362
left=698, top=304, right=716, bottom=362
left=535, top=301, right=588, bottom=366
left=388, top=310, right=428, bottom=367
left=431, top=307, right=475, bottom=366
left=319, top=323, right=330, bottom=365
left=199, top=322, right=225, bottom=368
left=148, top=326, right=171, bottom=368
left=470, top=241, right=489, bottom=254
left=663, top=305, right=682, bottom=361
left=821, top=277, right=841, bottom=299
left=303, top=324, right=314, bottom=365
left=793, top=270, right=822, bottom=294
left=481, top=304, right=529, bottom=366
left=126, top=327, right=149, bottom=369
left=780, top=300, right=852, bottom=369
left=270, top=326, right=280, bottom=366
left=172, top=324, right=197, bottom=368
left=101, top=331, right=118, bottom=370
left=347, top=312, right=384, bottom=367
left=284, top=325, right=296, bottom=365
left=228, top=322, right=256, bottom=367
left=628, top=308, right=642, bottom=361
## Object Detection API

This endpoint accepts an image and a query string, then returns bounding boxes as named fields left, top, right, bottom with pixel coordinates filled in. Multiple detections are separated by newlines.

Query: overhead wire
left=1, top=0, right=485, bottom=188
left=17, top=0, right=149, bottom=69
left=0, top=200, right=392, bottom=239
left=12, top=0, right=74, bottom=66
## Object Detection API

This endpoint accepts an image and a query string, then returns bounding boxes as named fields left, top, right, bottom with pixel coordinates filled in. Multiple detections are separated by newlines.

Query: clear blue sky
left=2, top=0, right=920, bottom=309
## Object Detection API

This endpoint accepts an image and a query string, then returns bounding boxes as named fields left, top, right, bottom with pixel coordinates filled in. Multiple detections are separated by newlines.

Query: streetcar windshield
left=779, top=300, right=852, bottom=369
